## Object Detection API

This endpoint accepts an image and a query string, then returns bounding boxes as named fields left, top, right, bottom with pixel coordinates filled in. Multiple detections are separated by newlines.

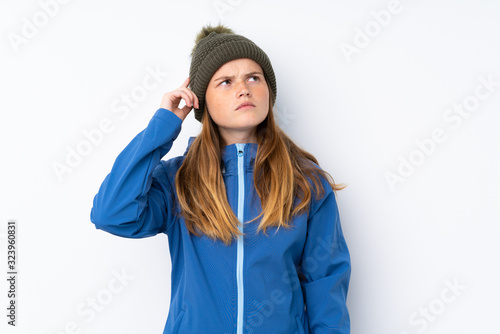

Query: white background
left=1, top=0, right=499, bottom=333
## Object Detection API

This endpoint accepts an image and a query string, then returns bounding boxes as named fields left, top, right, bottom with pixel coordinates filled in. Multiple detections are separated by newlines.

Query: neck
left=219, top=128, right=258, bottom=146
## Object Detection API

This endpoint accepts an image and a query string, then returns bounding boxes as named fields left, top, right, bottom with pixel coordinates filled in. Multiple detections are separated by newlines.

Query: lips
left=236, top=102, right=255, bottom=110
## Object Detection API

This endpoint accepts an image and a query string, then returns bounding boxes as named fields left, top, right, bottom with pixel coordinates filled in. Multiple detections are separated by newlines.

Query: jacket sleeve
left=90, top=108, right=183, bottom=238
left=300, top=177, right=351, bottom=333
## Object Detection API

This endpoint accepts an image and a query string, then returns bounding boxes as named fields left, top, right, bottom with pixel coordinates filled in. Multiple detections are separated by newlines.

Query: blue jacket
left=90, top=107, right=351, bottom=334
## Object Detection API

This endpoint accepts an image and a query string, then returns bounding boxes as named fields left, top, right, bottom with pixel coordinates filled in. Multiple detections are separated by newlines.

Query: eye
left=218, top=76, right=259, bottom=86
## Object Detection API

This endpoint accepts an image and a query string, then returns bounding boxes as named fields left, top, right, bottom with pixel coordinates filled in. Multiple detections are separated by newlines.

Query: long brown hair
left=174, top=81, right=346, bottom=246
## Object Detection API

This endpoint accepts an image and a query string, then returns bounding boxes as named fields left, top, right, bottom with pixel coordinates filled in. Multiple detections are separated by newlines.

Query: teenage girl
left=91, top=24, right=351, bottom=334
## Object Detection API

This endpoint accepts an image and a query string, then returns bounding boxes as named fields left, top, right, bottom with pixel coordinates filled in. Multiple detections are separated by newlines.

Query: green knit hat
left=188, top=24, right=277, bottom=123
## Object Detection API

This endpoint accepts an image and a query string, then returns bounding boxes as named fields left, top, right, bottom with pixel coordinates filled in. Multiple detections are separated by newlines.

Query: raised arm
left=90, top=77, right=199, bottom=238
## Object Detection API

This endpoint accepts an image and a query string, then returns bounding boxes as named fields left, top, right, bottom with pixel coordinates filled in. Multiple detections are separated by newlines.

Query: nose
left=235, top=79, right=251, bottom=97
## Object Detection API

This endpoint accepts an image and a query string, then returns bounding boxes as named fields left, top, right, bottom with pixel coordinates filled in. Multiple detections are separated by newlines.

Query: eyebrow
left=213, top=71, right=263, bottom=82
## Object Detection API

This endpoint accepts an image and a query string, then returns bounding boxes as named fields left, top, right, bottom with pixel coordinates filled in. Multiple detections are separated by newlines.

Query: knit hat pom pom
left=191, top=24, right=234, bottom=57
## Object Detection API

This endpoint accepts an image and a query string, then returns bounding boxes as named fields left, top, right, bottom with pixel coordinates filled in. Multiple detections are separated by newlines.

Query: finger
left=166, top=91, right=187, bottom=110
left=181, top=87, right=198, bottom=108
left=181, top=77, right=190, bottom=89
left=178, top=91, right=193, bottom=107
left=181, top=79, right=198, bottom=108
left=194, top=94, right=199, bottom=109
left=187, top=90, right=198, bottom=108
left=176, top=88, right=195, bottom=107
left=181, top=104, right=192, bottom=114
left=176, top=104, right=192, bottom=120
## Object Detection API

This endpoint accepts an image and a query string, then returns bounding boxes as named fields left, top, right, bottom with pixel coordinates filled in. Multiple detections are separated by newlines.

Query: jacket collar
left=183, top=136, right=258, bottom=175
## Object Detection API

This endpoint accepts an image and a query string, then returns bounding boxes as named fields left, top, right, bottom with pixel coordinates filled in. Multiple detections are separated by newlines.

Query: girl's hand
left=159, top=77, right=199, bottom=122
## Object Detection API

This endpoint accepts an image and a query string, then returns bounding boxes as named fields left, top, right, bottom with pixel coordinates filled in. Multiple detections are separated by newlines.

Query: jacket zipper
left=236, top=143, right=245, bottom=334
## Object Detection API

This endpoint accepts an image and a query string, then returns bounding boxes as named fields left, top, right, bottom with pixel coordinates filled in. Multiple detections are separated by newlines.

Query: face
left=205, top=58, right=269, bottom=146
